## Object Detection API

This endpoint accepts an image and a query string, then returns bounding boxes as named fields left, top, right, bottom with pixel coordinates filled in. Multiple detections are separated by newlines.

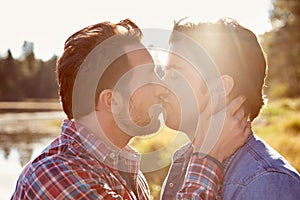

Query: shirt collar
left=172, top=142, right=193, bottom=162
left=223, top=132, right=254, bottom=173
left=61, top=119, right=140, bottom=174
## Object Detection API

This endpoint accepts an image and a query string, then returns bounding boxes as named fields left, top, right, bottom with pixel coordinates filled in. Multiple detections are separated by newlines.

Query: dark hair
left=171, top=17, right=267, bottom=121
left=57, top=19, right=142, bottom=119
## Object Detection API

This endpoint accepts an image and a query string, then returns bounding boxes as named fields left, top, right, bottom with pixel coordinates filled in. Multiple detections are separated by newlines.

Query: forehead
left=167, top=42, right=198, bottom=72
left=168, top=40, right=220, bottom=80
left=123, top=45, right=156, bottom=86
left=124, top=44, right=154, bottom=68
left=167, top=42, right=217, bottom=88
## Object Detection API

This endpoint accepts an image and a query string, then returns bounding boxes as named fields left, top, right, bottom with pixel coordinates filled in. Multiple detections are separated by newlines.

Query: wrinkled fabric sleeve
left=176, top=154, right=224, bottom=200
left=10, top=161, right=137, bottom=200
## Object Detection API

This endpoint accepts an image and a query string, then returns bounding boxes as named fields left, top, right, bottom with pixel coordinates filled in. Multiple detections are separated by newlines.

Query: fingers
left=227, top=95, right=246, bottom=116
left=233, top=123, right=251, bottom=154
left=234, top=104, right=245, bottom=117
left=244, top=122, right=252, bottom=138
left=238, top=121, right=251, bottom=145
left=234, top=107, right=246, bottom=123
left=200, top=92, right=211, bottom=118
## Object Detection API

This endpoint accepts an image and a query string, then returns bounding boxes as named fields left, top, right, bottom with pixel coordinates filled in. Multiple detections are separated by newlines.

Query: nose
left=158, top=87, right=171, bottom=103
left=161, top=68, right=171, bottom=86
left=155, top=64, right=165, bottom=79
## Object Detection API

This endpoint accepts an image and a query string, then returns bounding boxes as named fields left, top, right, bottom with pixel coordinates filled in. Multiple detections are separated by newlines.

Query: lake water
left=0, top=111, right=65, bottom=199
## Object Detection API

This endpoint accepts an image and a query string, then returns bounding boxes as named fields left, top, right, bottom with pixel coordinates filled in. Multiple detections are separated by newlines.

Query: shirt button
left=169, top=182, right=174, bottom=188
left=110, top=152, right=116, bottom=159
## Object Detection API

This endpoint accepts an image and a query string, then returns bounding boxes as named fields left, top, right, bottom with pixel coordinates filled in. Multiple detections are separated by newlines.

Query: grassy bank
left=0, top=100, right=62, bottom=113
left=253, top=98, right=300, bottom=172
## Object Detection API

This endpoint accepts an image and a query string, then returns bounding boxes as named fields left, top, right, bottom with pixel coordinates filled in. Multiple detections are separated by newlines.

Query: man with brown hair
left=161, top=18, right=300, bottom=199
left=11, top=19, right=162, bottom=200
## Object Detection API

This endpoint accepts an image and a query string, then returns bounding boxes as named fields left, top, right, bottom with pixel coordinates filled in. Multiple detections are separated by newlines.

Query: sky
left=1, top=0, right=272, bottom=61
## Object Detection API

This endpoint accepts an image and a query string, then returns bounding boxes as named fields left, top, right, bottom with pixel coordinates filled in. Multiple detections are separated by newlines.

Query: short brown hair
left=170, top=18, right=267, bottom=121
left=57, top=19, right=142, bottom=119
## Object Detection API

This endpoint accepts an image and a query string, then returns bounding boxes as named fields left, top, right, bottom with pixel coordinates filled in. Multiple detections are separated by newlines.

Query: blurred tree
left=21, top=41, right=38, bottom=75
left=35, top=56, right=58, bottom=98
left=0, top=43, right=59, bottom=100
left=20, top=41, right=43, bottom=98
left=22, top=41, right=34, bottom=58
left=262, top=0, right=300, bottom=98
left=0, top=50, right=24, bottom=100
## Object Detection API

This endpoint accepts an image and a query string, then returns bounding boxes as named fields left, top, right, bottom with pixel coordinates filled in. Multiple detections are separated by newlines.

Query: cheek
left=139, top=85, right=161, bottom=105
left=198, top=83, right=210, bottom=112
left=189, top=77, right=209, bottom=112
left=130, top=86, right=154, bottom=114
left=160, top=90, right=181, bottom=129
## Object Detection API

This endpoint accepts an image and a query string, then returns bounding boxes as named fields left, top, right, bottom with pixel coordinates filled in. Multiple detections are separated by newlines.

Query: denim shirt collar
left=223, top=132, right=254, bottom=173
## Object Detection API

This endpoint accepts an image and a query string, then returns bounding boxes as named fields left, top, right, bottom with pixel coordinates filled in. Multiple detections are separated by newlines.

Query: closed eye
left=166, top=65, right=181, bottom=79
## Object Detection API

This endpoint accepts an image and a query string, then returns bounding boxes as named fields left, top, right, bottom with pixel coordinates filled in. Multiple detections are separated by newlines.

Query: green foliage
left=268, top=83, right=289, bottom=98
left=262, top=0, right=300, bottom=98
left=285, top=118, right=300, bottom=133
left=0, top=44, right=58, bottom=100
left=253, top=98, right=300, bottom=172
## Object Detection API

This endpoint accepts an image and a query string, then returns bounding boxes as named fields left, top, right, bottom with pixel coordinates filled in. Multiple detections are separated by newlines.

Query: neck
left=76, top=111, right=132, bottom=149
left=99, top=116, right=132, bottom=149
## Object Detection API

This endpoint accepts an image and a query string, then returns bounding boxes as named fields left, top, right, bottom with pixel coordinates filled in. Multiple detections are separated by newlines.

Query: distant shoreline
left=0, top=100, right=62, bottom=113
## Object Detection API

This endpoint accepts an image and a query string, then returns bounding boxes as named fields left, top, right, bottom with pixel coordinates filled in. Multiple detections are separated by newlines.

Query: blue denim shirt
left=161, top=133, right=300, bottom=199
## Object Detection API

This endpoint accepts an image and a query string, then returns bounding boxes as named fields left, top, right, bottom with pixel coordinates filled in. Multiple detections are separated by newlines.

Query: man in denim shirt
left=161, top=18, right=300, bottom=199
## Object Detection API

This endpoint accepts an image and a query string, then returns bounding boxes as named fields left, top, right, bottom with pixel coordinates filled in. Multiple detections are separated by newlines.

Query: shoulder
left=222, top=134, right=300, bottom=199
left=239, top=172, right=300, bottom=199
left=224, top=134, right=299, bottom=184
left=20, top=137, right=108, bottom=186
left=15, top=151, right=112, bottom=199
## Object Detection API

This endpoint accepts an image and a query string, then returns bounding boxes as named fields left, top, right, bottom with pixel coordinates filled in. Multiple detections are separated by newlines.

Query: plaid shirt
left=161, top=143, right=223, bottom=200
left=11, top=119, right=150, bottom=200
left=177, top=154, right=223, bottom=199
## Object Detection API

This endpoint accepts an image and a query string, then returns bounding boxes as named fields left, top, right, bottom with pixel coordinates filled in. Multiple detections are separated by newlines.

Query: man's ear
left=95, top=89, right=113, bottom=112
left=209, top=75, right=234, bottom=113
left=220, top=75, right=235, bottom=97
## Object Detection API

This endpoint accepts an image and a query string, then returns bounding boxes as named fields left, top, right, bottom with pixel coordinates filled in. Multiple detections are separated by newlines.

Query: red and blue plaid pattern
left=11, top=119, right=150, bottom=200
left=177, top=154, right=223, bottom=200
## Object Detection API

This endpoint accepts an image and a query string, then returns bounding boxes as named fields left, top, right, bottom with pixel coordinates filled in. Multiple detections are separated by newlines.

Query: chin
left=129, top=117, right=161, bottom=137
left=165, top=118, right=180, bottom=131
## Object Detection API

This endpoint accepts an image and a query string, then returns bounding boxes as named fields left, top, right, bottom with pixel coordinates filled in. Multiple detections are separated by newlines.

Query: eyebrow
left=166, top=64, right=180, bottom=70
